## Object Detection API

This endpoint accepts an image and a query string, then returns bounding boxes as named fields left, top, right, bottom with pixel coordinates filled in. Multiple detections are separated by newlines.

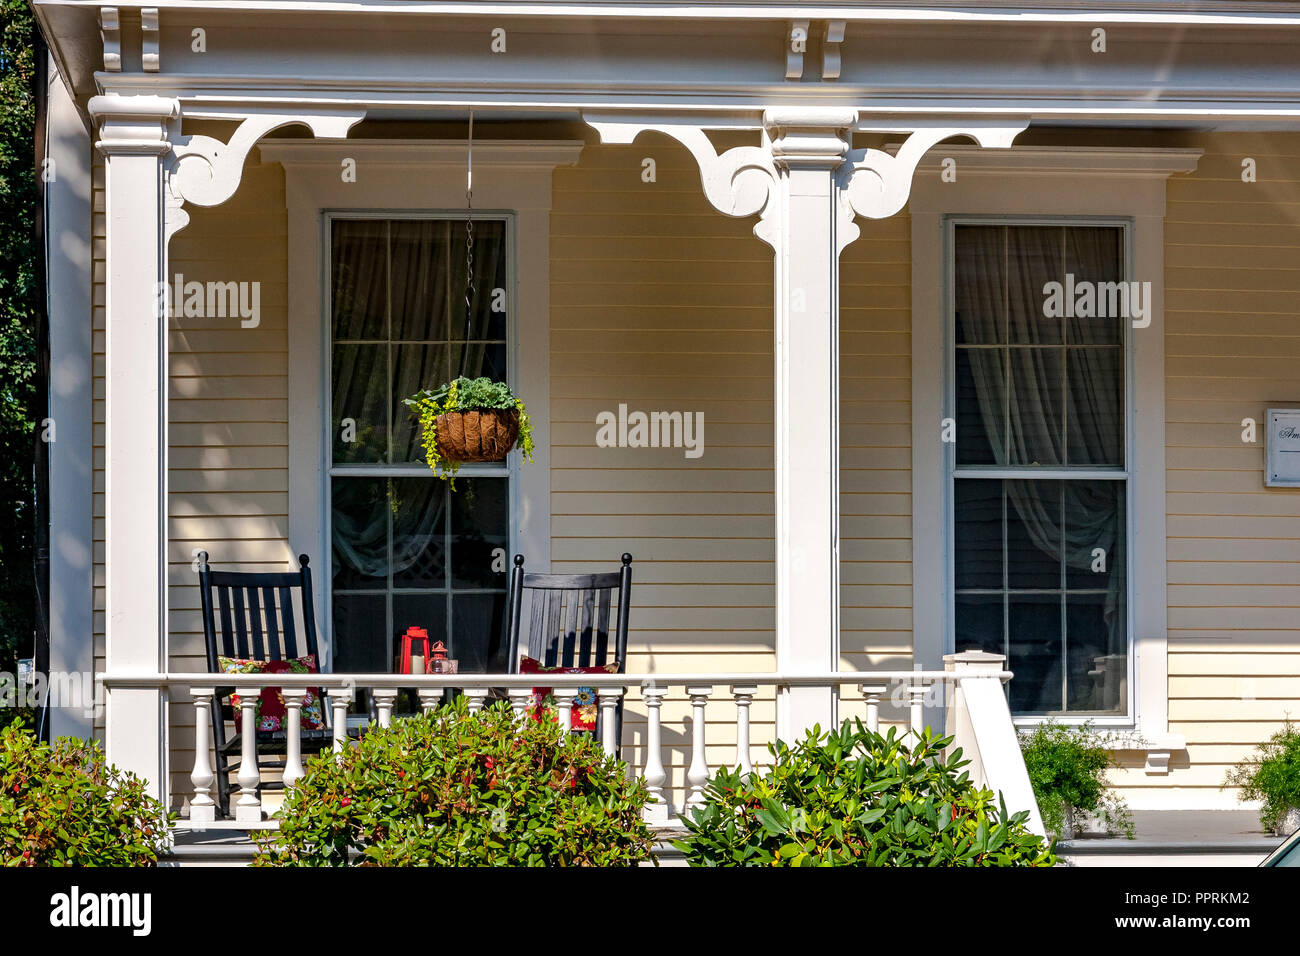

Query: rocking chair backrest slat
left=198, top=553, right=320, bottom=665
left=506, top=554, right=632, bottom=674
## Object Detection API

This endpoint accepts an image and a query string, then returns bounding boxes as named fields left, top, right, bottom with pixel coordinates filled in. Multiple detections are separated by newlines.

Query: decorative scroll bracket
left=164, top=109, right=366, bottom=241
left=584, top=114, right=780, bottom=248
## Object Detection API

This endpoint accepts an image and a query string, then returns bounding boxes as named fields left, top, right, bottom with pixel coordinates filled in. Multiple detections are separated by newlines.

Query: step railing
left=104, top=651, right=1043, bottom=835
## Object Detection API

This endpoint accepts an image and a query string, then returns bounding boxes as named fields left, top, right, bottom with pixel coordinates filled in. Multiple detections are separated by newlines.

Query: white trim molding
left=261, top=137, right=582, bottom=662
left=909, top=145, right=1201, bottom=773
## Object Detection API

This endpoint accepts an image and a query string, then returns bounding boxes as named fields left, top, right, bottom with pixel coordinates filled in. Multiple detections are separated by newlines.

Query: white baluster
left=329, top=687, right=351, bottom=752
left=641, top=682, right=670, bottom=825
left=463, top=687, right=491, bottom=715
left=553, top=688, right=576, bottom=734
left=508, top=686, right=534, bottom=722
left=730, top=684, right=757, bottom=776
left=372, top=688, right=398, bottom=728
left=282, top=695, right=305, bottom=790
left=235, top=690, right=262, bottom=823
left=908, top=682, right=928, bottom=741
left=599, top=686, right=625, bottom=757
left=418, top=687, right=440, bottom=714
left=860, top=683, right=887, bottom=734
left=686, top=684, right=713, bottom=812
left=189, top=688, right=216, bottom=824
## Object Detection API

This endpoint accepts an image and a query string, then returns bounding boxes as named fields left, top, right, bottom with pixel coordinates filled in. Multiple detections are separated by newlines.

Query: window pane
left=450, top=221, right=509, bottom=342
left=1007, top=346, right=1064, bottom=466
left=331, top=476, right=388, bottom=591
left=450, top=478, right=510, bottom=588
left=955, top=347, right=1004, bottom=465
left=452, top=592, right=509, bottom=674
left=1066, top=347, right=1124, bottom=466
left=954, top=478, right=1002, bottom=590
left=392, top=593, right=450, bottom=667
left=391, top=477, right=447, bottom=589
left=1064, top=480, right=1124, bottom=591
left=1007, top=593, right=1062, bottom=712
left=1066, top=592, right=1126, bottom=713
left=332, top=593, right=388, bottom=674
left=1065, top=227, right=1124, bottom=345
left=391, top=344, right=451, bottom=464
left=331, top=220, right=387, bottom=341
left=1007, top=226, right=1063, bottom=345
left=954, top=225, right=1005, bottom=346
left=955, top=592, right=1003, bottom=657
left=452, top=340, right=508, bottom=385
left=332, top=344, right=388, bottom=463
left=1006, top=479, right=1062, bottom=590
left=391, top=220, right=449, bottom=342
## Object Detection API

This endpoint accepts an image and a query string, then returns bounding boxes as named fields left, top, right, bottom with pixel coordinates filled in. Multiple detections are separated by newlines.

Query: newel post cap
left=943, top=649, right=1007, bottom=674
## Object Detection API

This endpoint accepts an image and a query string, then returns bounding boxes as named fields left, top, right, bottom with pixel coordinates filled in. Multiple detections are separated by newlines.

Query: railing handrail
left=101, top=669, right=1013, bottom=691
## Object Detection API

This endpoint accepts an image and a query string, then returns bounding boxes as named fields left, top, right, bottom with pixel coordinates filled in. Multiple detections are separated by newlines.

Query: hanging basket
left=433, top=408, right=520, bottom=463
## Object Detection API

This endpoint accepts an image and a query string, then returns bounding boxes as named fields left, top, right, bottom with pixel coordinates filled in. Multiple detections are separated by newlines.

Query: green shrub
left=0, top=724, right=172, bottom=866
left=675, top=720, right=1055, bottom=867
left=1019, top=721, right=1133, bottom=839
left=1225, top=719, right=1300, bottom=833
left=256, top=698, right=655, bottom=866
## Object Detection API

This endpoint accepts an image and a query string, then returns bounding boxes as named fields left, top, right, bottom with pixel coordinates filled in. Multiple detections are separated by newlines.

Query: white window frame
left=910, top=145, right=1201, bottom=771
left=324, top=210, right=518, bottom=673
left=263, top=138, right=584, bottom=669
left=943, top=214, right=1135, bottom=726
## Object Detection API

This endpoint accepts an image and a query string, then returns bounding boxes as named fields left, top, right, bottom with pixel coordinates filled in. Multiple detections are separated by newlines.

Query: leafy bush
left=0, top=724, right=172, bottom=866
left=404, top=376, right=535, bottom=483
left=1226, top=720, right=1300, bottom=833
left=1019, top=721, right=1133, bottom=839
left=256, top=698, right=654, bottom=866
left=675, top=720, right=1055, bottom=867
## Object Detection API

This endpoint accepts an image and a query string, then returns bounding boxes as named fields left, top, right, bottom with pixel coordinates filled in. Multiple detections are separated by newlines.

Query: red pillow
left=217, top=654, right=326, bottom=733
left=519, top=655, right=619, bottom=732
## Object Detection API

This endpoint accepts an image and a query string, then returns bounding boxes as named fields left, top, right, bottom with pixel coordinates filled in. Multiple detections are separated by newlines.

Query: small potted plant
left=1019, top=721, right=1135, bottom=841
left=404, top=376, right=534, bottom=485
left=1225, top=719, right=1300, bottom=836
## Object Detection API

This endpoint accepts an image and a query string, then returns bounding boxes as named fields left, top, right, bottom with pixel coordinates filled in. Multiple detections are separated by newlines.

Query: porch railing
left=102, top=650, right=1044, bottom=836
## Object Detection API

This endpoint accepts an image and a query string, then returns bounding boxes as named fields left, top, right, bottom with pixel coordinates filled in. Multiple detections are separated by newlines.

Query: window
left=328, top=216, right=513, bottom=684
left=949, top=221, right=1129, bottom=716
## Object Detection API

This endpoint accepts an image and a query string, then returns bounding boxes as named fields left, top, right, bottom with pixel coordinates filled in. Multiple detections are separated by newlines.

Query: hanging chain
left=463, top=110, right=475, bottom=358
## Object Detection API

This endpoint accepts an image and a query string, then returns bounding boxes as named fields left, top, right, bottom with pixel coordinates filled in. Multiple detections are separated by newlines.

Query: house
left=29, top=2, right=1300, bottom=860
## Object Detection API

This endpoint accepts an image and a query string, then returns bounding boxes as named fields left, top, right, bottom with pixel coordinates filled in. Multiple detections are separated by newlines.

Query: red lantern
left=429, top=640, right=458, bottom=675
left=397, top=626, right=431, bottom=675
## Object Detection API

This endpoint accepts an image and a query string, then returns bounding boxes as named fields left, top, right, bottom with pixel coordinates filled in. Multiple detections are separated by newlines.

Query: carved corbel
left=142, top=9, right=160, bottom=73
left=164, top=109, right=365, bottom=240
left=840, top=123, right=1028, bottom=222
left=99, top=8, right=121, bottom=72
left=584, top=115, right=779, bottom=247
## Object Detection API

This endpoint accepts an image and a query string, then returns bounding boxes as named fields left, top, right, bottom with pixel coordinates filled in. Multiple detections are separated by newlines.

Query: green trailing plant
left=675, top=720, right=1056, bottom=867
left=256, top=697, right=654, bottom=867
left=0, top=724, right=173, bottom=866
left=403, top=376, right=534, bottom=486
left=1225, top=719, right=1300, bottom=834
left=1019, top=721, right=1134, bottom=840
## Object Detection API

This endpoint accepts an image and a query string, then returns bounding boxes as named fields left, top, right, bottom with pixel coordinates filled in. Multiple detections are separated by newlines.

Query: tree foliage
left=0, top=0, right=37, bottom=673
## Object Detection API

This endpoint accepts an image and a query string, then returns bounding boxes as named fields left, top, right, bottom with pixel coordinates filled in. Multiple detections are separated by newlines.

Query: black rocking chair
left=505, top=553, right=633, bottom=754
left=197, top=551, right=335, bottom=818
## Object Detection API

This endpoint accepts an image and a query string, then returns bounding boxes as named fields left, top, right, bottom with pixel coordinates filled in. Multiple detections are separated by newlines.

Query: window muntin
left=950, top=221, right=1129, bottom=717
left=328, top=217, right=512, bottom=685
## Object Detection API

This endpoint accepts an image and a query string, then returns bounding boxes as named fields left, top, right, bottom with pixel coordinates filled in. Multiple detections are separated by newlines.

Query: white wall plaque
left=1266, top=408, right=1300, bottom=487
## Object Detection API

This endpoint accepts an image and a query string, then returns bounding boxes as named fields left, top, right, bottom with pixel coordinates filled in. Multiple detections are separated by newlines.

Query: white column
left=764, top=109, right=857, bottom=740
left=640, top=682, right=670, bottom=825
left=235, top=694, right=262, bottom=822
left=282, top=697, right=305, bottom=789
left=90, top=94, right=179, bottom=804
left=685, top=685, right=713, bottom=811
left=372, top=688, right=398, bottom=728
left=730, top=684, right=757, bottom=776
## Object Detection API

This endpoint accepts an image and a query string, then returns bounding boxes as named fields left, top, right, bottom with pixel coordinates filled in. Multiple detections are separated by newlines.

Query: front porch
left=29, top=5, right=1300, bottom=843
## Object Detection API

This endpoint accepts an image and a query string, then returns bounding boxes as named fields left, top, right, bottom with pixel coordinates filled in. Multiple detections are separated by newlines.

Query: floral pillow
left=519, top=655, right=619, bottom=732
left=217, top=654, right=326, bottom=733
